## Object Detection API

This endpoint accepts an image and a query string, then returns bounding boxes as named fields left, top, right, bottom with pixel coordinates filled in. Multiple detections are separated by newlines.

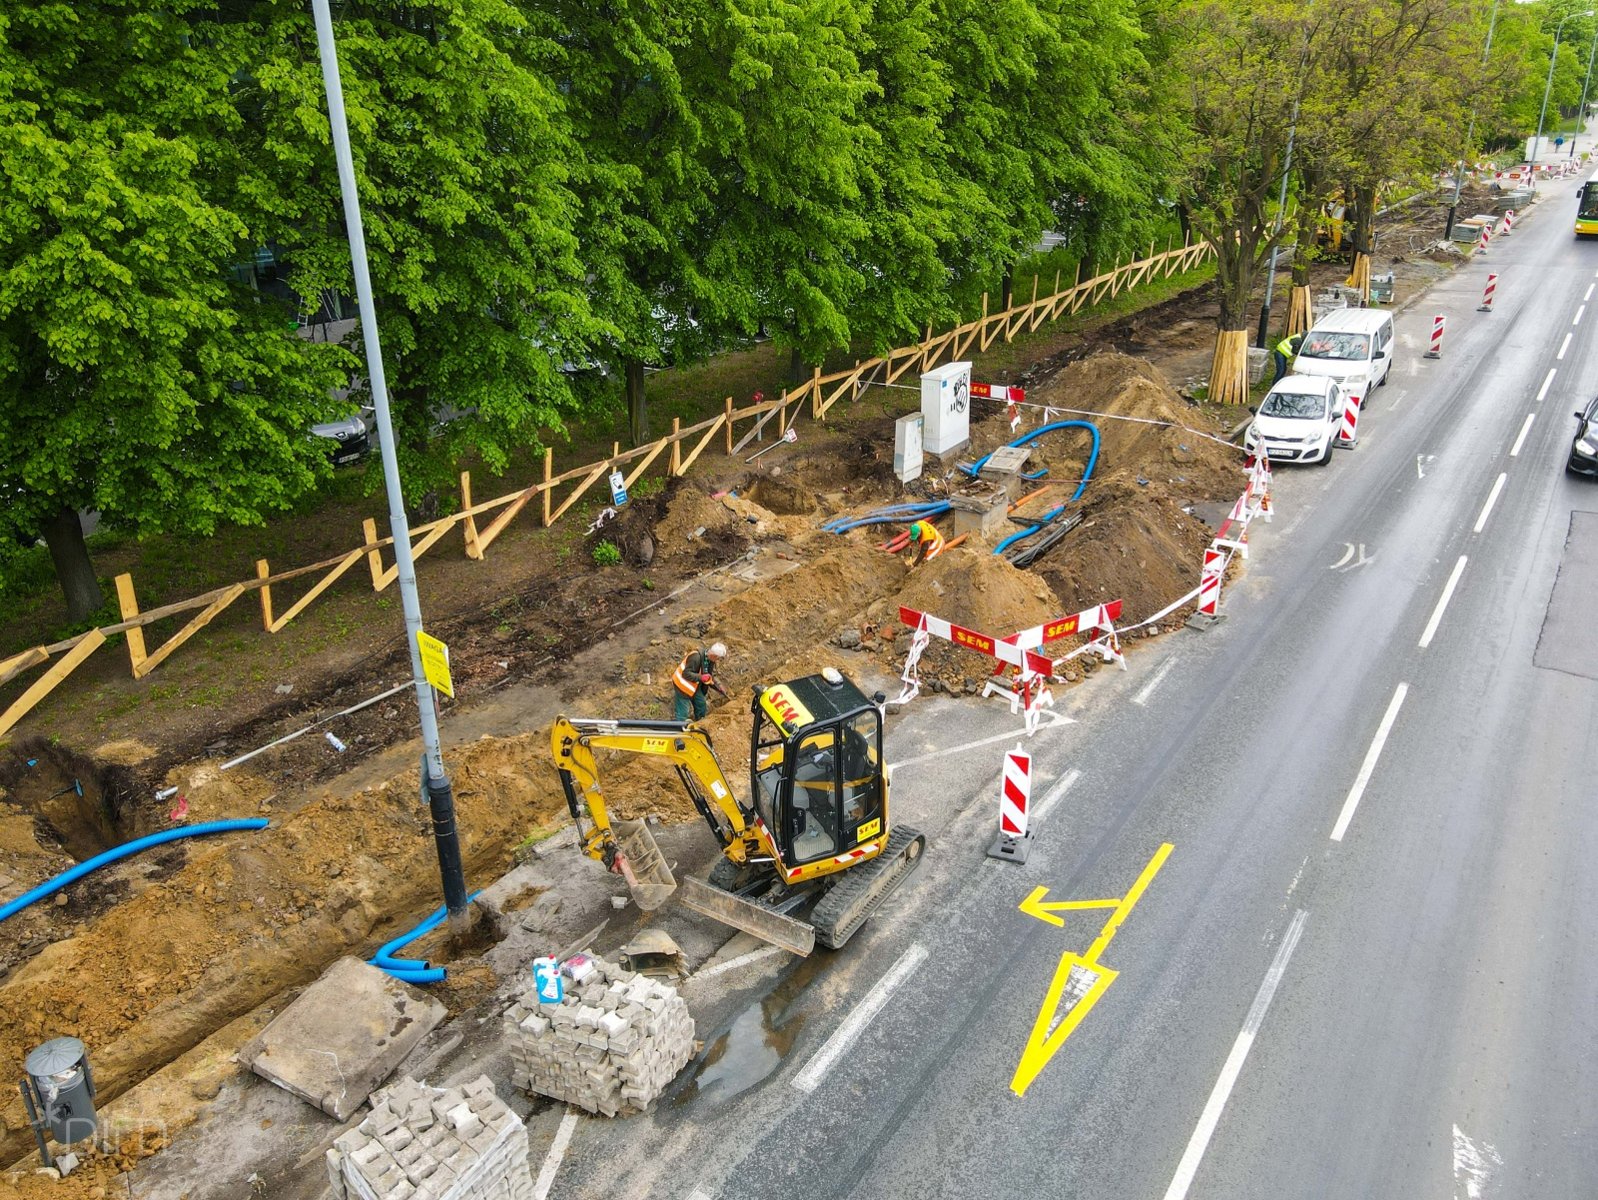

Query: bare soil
left=0, top=191, right=1478, bottom=1173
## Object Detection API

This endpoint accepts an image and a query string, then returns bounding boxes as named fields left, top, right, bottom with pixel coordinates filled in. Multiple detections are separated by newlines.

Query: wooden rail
left=0, top=238, right=1213, bottom=737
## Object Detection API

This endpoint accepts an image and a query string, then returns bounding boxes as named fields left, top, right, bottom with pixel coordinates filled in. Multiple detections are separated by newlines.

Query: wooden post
left=779, top=389, right=790, bottom=436
left=542, top=447, right=553, bottom=526
left=0, top=629, right=108, bottom=740
left=810, top=366, right=822, bottom=419
left=724, top=396, right=734, bottom=454
left=362, top=517, right=385, bottom=589
left=115, top=573, right=147, bottom=676
left=256, top=560, right=274, bottom=630
left=669, top=417, right=683, bottom=476
left=460, top=471, right=482, bottom=559
left=1052, top=269, right=1061, bottom=300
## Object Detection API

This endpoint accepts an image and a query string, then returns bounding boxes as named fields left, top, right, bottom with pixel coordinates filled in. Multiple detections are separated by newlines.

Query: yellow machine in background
left=552, top=668, right=925, bottom=956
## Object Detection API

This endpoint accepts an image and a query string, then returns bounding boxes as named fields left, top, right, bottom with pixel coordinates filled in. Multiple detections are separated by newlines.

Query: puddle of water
left=677, top=954, right=828, bottom=1106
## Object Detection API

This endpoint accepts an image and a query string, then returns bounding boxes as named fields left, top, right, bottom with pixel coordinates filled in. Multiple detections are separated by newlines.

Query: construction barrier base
left=987, top=829, right=1034, bottom=864
left=1185, top=611, right=1226, bottom=631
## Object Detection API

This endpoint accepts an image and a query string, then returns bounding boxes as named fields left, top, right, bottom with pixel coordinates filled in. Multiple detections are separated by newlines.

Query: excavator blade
left=614, top=819, right=677, bottom=911
left=679, top=876, right=816, bottom=957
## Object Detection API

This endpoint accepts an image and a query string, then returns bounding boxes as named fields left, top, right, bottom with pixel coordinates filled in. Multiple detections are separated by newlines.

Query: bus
left=1577, top=168, right=1598, bottom=236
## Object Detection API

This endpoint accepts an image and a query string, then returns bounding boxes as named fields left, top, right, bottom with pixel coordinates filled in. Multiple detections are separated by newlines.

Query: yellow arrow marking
left=1018, top=887, right=1121, bottom=928
left=1010, top=842, right=1174, bottom=1096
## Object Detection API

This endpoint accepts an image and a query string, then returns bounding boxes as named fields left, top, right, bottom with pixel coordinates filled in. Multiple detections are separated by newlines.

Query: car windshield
left=1299, top=332, right=1370, bottom=361
left=1260, top=390, right=1326, bottom=419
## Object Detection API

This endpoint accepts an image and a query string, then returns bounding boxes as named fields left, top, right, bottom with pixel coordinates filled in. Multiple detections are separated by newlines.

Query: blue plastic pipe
left=994, top=504, right=1066, bottom=555
left=0, top=819, right=270, bottom=926
left=962, top=420, right=1102, bottom=503
left=370, top=891, right=482, bottom=983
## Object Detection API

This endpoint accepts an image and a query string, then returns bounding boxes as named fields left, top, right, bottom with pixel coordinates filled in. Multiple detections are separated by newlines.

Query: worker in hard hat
left=671, top=642, right=728, bottom=720
left=907, top=520, right=944, bottom=567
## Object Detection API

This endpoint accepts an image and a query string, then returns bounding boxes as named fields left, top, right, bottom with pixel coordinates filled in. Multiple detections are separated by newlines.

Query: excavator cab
left=553, top=666, right=923, bottom=957
left=750, top=669, right=888, bottom=880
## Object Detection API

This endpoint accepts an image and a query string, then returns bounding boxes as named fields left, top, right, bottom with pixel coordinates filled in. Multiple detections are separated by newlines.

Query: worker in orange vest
left=671, top=642, right=728, bottom=720
left=907, top=520, right=944, bottom=566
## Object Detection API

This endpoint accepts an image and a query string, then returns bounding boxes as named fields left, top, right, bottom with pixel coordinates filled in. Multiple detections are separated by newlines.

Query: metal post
left=310, top=0, right=468, bottom=921
left=1572, top=27, right=1598, bottom=156
left=1256, top=93, right=1300, bottom=350
left=1446, top=0, right=1501, bottom=239
left=1533, top=13, right=1590, bottom=183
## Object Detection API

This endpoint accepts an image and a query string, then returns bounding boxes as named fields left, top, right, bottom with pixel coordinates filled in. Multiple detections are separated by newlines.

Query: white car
left=1244, top=375, right=1347, bottom=465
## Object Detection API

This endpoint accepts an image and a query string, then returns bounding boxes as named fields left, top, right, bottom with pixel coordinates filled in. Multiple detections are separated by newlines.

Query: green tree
left=0, top=0, right=350, bottom=623
left=240, top=0, right=604, bottom=501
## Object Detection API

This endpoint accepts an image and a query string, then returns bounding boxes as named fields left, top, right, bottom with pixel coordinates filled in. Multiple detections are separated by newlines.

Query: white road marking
left=1330, top=543, right=1354, bottom=569
left=1388, top=389, right=1406, bottom=411
left=1408, top=358, right=1420, bottom=376
left=792, top=943, right=928, bottom=1094
left=695, top=943, right=787, bottom=980
left=1331, top=683, right=1408, bottom=842
left=1452, top=1124, right=1504, bottom=1200
left=888, top=710, right=1071, bottom=772
left=1510, top=412, right=1536, bottom=457
left=1587, top=283, right=1595, bottom=301
left=1558, top=332, right=1573, bottom=360
left=1285, top=855, right=1309, bottom=899
left=1160, top=909, right=1308, bottom=1200
left=688, top=1190, right=715, bottom=1200
left=1132, top=658, right=1178, bottom=706
left=1536, top=368, right=1556, bottom=402
left=533, top=1111, right=579, bottom=1200
left=1473, top=473, right=1507, bottom=533
left=1419, top=556, right=1469, bottom=650
left=1577, top=304, right=1587, bottom=326
left=1032, top=769, right=1082, bottom=823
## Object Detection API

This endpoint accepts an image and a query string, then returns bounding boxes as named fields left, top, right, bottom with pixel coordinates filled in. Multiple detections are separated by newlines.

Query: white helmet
left=709, top=642, right=727, bottom=659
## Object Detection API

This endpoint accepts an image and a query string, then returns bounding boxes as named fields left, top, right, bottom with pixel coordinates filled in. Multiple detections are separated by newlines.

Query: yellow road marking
left=1010, top=843, right=1174, bottom=1096
left=1018, top=887, right=1122, bottom=927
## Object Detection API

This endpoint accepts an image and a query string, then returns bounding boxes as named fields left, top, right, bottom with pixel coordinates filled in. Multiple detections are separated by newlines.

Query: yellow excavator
left=552, top=667, right=926, bottom=956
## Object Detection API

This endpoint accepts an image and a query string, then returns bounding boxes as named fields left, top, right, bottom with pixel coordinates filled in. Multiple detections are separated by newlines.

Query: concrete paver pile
left=505, top=955, right=695, bottom=1116
left=326, top=1074, right=533, bottom=1200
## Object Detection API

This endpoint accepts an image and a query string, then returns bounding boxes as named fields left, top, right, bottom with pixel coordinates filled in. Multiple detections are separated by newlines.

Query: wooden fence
left=0, top=236, right=1214, bottom=739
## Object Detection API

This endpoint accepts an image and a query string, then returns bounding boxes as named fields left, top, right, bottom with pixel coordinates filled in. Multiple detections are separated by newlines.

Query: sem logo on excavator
left=760, top=686, right=815, bottom=733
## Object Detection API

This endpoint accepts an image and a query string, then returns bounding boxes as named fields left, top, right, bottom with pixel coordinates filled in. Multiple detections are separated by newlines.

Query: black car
left=310, top=407, right=372, bottom=467
left=1570, top=396, right=1598, bottom=476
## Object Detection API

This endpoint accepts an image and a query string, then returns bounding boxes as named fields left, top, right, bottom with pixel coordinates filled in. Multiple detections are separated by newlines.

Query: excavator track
left=811, top=826, right=926, bottom=950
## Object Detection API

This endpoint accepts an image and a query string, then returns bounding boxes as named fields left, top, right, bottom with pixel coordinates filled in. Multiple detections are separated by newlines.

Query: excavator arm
left=552, top=716, right=774, bottom=894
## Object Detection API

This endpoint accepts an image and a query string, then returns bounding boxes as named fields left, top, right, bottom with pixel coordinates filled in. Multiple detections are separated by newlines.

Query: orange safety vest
left=910, top=521, right=944, bottom=559
left=673, top=649, right=710, bottom=697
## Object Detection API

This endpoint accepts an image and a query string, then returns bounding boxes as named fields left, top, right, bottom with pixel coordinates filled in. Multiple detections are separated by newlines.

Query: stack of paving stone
left=505, top=954, right=695, bottom=1117
left=326, top=1075, right=532, bottom=1200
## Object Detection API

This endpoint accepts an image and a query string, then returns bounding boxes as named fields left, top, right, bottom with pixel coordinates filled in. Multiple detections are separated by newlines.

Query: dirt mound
left=0, top=732, right=565, bottom=1167
left=1038, top=473, right=1222, bottom=624
left=744, top=476, right=817, bottom=515
left=886, top=545, right=1059, bottom=635
left=1019, top=350, right=1239, bottom=500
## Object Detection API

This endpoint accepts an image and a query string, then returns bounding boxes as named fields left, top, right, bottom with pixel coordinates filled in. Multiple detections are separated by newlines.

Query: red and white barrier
left=1477, top=224, right=1490, bottom=254
left=1478, top=273, right=1498, bottom=313
left=989, top=745, right=1035, bottom=863
left=1196, top=546, right=1225, bottom=618
left=1425, top=314, right=1445, bottom=359
left=894, top=605, right=1058, bottom=726
left=971, top=382, right=1026, bottom=403
left=1502, top=209, right=1514, bottom=235
left=1336, top=391, right=1362, bottom=448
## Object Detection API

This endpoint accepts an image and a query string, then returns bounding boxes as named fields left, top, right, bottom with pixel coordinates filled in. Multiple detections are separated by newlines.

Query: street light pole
left=1256, top=91, right=1300, bottom=350
left=1446, top=0, right=1501, bottom=239
left=1570, top=25, right=1598, bottom=157
left=309, top=0, right=469, bottom=922
left=1532, top=11, right=1592, bottom=183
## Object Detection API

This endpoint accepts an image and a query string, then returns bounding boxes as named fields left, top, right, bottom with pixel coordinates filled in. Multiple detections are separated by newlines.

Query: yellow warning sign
left=416, top=630, right=454, bottom=698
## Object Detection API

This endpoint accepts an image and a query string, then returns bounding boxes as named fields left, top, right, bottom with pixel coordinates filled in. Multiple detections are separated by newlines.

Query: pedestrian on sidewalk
left=907, top=519, right=944, bottom=567
left=671, top=642, right=728, bottom=720
left=1272, top=332, right=1304, bottom=383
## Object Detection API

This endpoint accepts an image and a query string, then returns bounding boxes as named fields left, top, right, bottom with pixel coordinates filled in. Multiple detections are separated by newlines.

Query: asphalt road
left=555, top=176, right=1598, bottom=1200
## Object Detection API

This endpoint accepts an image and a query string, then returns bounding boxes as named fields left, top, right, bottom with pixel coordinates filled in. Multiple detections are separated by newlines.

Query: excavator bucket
left=680, top=876, right=816, bottom=957
left=614, top=819, right=677, bottom=911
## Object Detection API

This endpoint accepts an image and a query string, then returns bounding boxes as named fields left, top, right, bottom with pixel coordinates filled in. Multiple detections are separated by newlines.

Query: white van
left=1244, top=375, right=1347, bottom=465
left=1291, top=308, right=1394, bottom=396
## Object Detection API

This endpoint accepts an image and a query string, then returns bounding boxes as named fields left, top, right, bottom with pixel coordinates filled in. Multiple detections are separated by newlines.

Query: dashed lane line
left=1537, top=368, right=1556, bottom=403
left=791, top=943, right=928, bottom=1094
left=1331, top=683, right=1409, bottom=842
left=1419, top=556, right=1468, bottom=650
left=1474, top=473, right=1507, bottom=533
left=1510, top=413, right=1536, bottom=457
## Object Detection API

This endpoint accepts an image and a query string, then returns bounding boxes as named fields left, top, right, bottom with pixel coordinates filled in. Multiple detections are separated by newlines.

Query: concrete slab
left=238, top=957, right=447, bottom=1120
